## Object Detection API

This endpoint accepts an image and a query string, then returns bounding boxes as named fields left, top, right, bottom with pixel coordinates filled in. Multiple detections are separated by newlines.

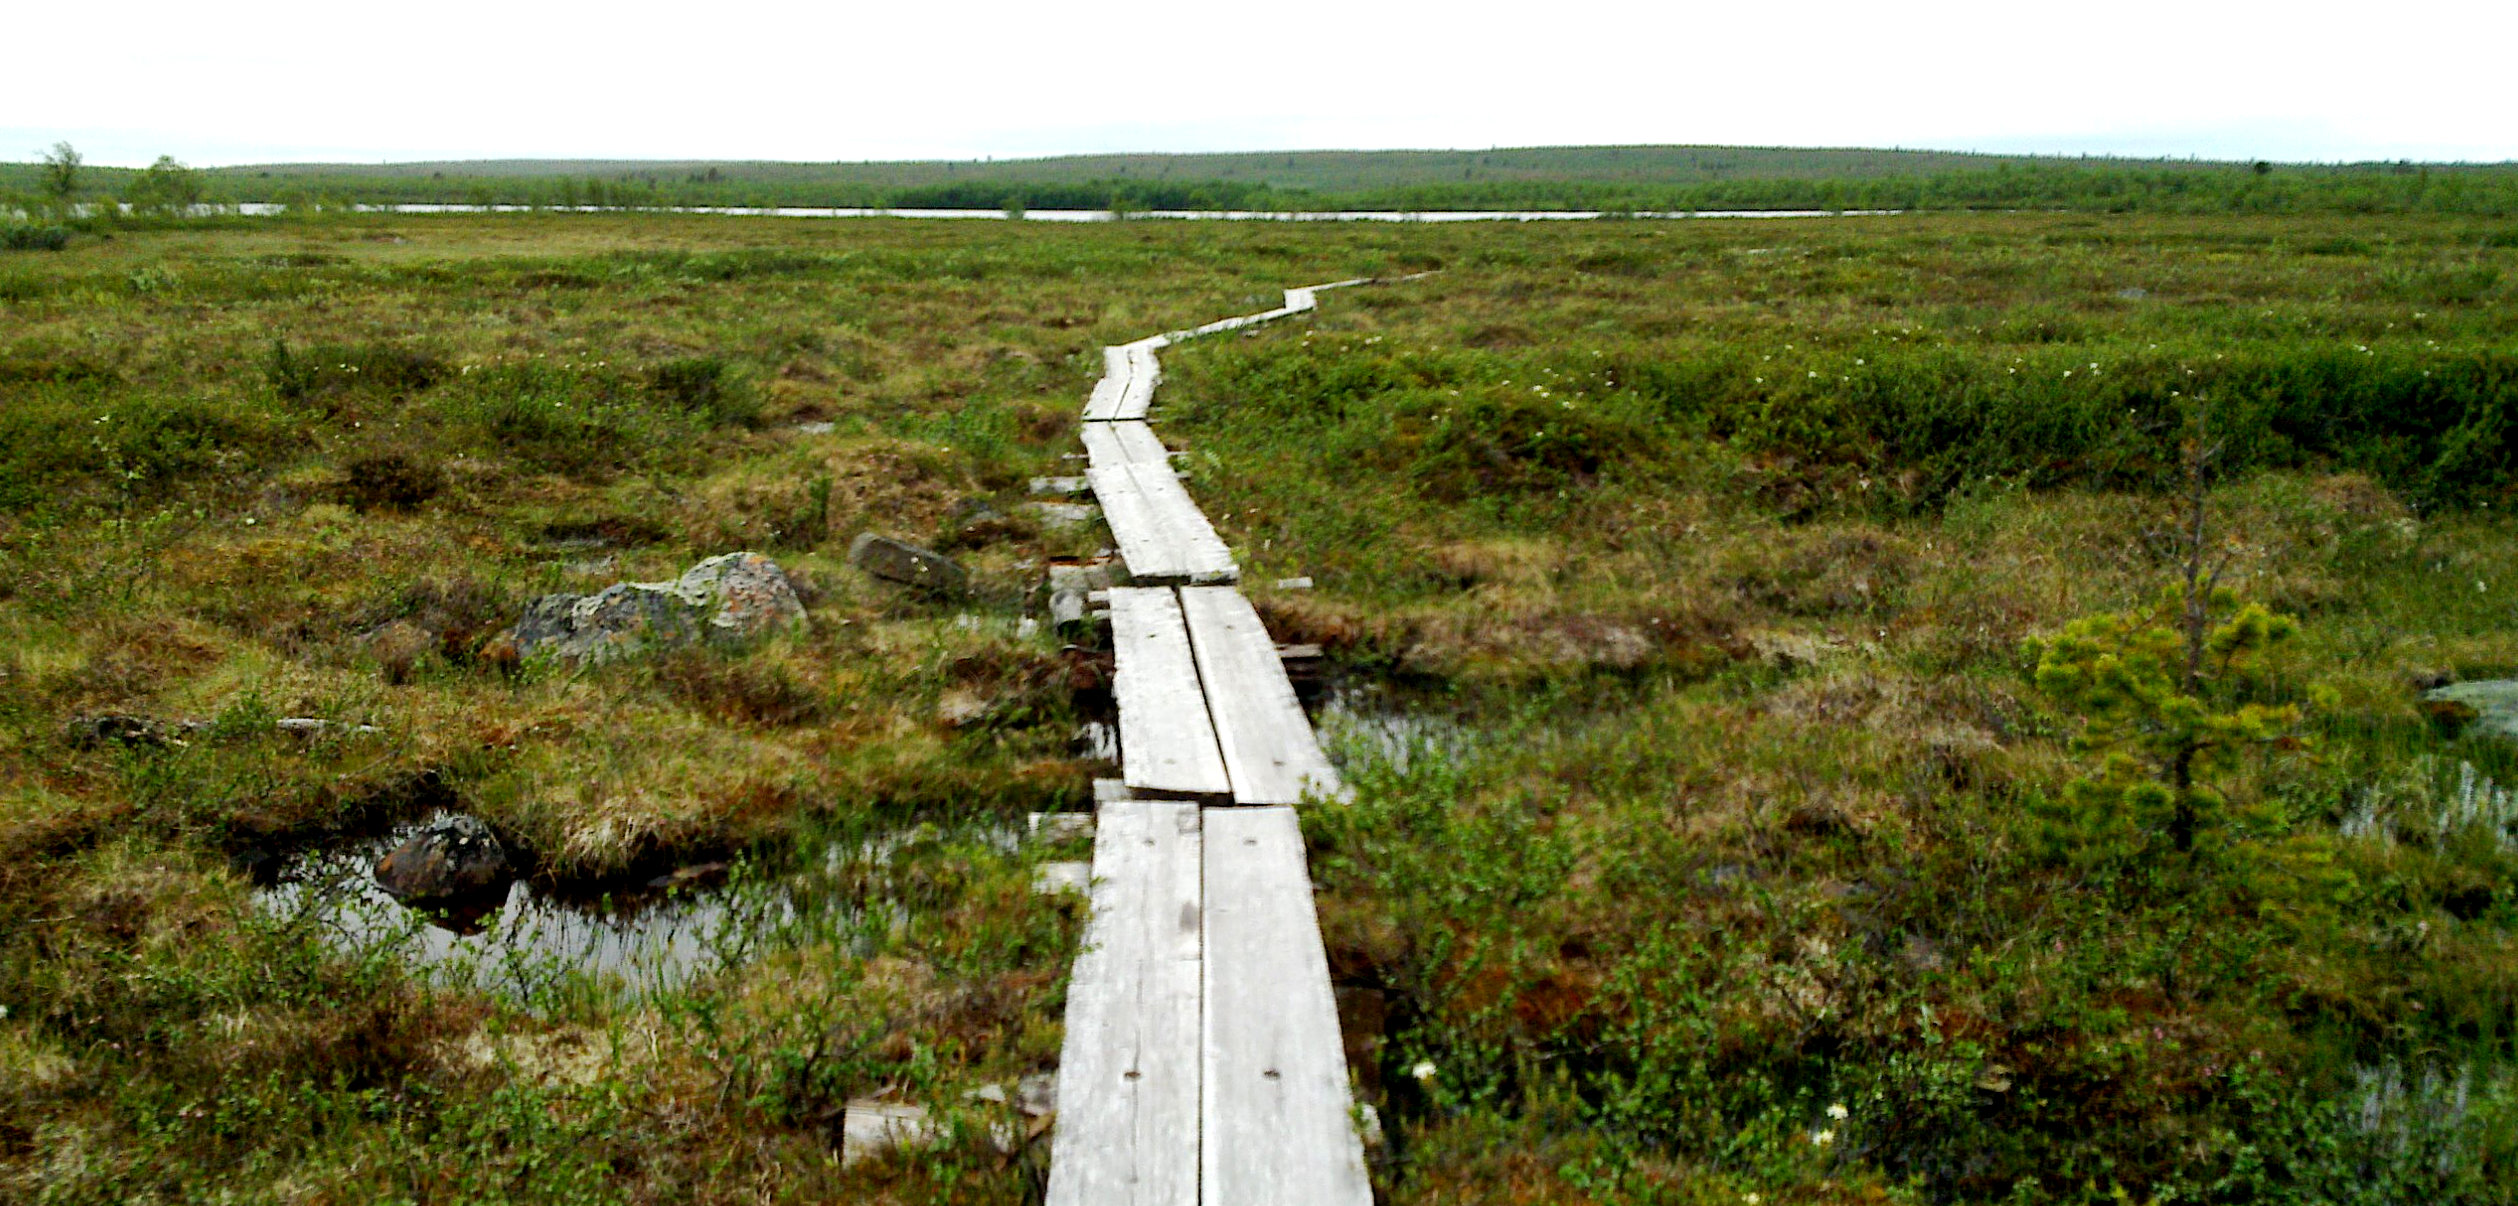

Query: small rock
left=1273, top=576, right=1315, bottom=591
left=1016, top=1072, right=1058, bottom=1118
left=1026, top=501, right=1099, bottom=532
left=848, top=533, right=968, bottom=597
left=374, top=814, right=512, bottom=906
left=494, top=552, right=807, bottom=666
left=1028, top=476, right=1090, bottom=497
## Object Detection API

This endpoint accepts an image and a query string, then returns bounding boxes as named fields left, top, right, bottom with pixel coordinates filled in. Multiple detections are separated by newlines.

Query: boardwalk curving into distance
left=1047, top=279, right=1405, bottom=1206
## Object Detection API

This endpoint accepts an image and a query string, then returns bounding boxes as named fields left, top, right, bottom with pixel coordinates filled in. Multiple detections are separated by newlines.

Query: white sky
left=7, top=0, right=2514, bottom=168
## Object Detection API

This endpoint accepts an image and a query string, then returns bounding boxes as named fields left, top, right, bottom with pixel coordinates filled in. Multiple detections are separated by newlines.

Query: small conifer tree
left=2026, top=422, right=2307, bottom=857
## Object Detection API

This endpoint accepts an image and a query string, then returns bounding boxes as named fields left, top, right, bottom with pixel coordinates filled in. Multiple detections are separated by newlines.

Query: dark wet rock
left=493, top=552, right=807, bottom=666
left=2424, top=680, right=2518, bottom=741
left=374, top=814, right=512, bottom=906
left=849, top=534, right=967, bottom=597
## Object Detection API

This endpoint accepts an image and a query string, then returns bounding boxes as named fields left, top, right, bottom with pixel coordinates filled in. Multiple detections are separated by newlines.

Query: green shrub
left=647, top=355, right=761, bottom=427
left=263, top=340, right=448, bottom=414
left=439, top=362, right=682, bottom=476
left=0, top=224, right=70, bottom=251
left=0, top=392, right=293, bottom=510
left=1389, top=387, right=1647, bottom=500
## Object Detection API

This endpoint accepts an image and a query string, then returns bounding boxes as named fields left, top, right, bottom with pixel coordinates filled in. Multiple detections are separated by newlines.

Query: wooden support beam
left=1201, top=806, right=1372, bottom=1206
left=1178, top=587, right=1342, bottom=805
left=1047, top=800, right=1204, bottom=1206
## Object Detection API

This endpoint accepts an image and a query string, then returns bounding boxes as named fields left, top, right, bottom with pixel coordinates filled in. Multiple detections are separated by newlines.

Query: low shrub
left=264, top=339, right=449, bottom=414
left=338, top=448, right=445, bottom=512
left=0, top=224, right=70, bottom=252
left=0, top=391, right=293, bottom=510
left=648, top=355, right=761, bottom=427
left=438, top=362, right=697, bottom=477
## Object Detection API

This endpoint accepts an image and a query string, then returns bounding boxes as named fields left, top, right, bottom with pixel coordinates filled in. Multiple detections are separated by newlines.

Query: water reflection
left=255, top=812, right=1061, bottom=1004
left=1313, top=683, right=1467, bottom=774
left=256, top=820, right=772, bottom=1000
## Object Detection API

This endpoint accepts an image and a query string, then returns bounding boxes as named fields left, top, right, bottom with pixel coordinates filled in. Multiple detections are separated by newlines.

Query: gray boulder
left=499, top=552, right=807, bottom=665
left=375, top=814, right=511, bottom=905
left=849, top=533, right=967, bottom=596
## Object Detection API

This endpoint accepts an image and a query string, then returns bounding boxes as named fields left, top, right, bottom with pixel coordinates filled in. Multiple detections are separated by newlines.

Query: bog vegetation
left=1, top=206, right=2516, bottom=1203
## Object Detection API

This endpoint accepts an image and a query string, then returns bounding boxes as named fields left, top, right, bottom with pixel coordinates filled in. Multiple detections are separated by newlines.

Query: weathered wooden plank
left=1081, top=423, right=1139, bottom=468
left=1088, top=463, right=1237, bottom=585
left=1082, top=420, right=1176, bottom=468
left=1110, top=344, right=1163, bottom=420
left=1282, top=287, right=1314, bottom=312
left=1047, top=800, right=1204, bottom=1206
left=1186, top=307, right=1296, bottom=338
left=1201, top=805, right=1372, bottom=1206
left=1178, top=587, right=1342, bottom=805
left=1083, top=345, right=1135, bottom=421
left=1110, top=587, right=1232, bottom=800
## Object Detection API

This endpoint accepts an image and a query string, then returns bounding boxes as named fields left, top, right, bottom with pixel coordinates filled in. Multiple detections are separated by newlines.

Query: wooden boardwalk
left=1049, top=280, right=1400, bottom=1206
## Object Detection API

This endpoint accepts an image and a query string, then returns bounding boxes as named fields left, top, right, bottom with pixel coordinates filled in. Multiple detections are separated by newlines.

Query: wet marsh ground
left=3, top=210, right=2518, bottom=1202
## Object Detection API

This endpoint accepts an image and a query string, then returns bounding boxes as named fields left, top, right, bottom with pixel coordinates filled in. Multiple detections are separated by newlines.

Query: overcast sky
left=8, top=0, right=2513, bottom=168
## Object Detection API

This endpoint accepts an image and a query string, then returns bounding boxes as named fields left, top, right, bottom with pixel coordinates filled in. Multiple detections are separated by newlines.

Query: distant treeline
left=8, top=157, right=2518, bottom=216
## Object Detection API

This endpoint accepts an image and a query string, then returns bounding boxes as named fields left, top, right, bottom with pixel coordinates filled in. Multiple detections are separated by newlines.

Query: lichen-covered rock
left=493, top=552, right=807, bottom=665
left=374, top=814, right=512, bottom=905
